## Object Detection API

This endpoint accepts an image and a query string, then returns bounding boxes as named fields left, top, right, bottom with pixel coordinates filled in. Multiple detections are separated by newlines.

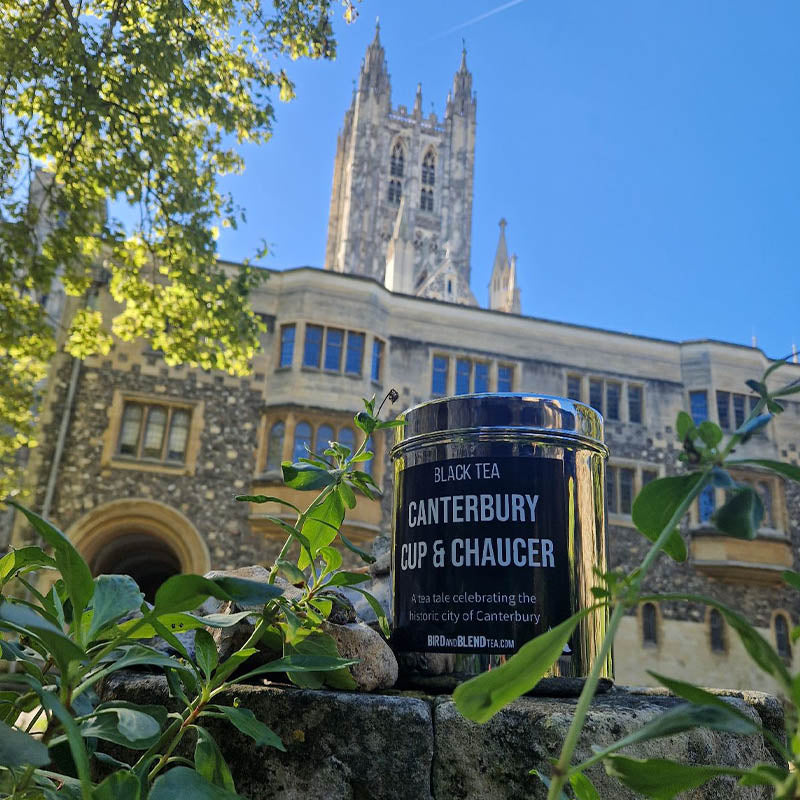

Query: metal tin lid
left=392, top=393, right=606, bottom=456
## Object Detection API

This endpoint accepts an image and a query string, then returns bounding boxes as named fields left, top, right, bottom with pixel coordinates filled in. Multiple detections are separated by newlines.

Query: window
left=716, top=391, right=759, bottom=430
left=641, top=469, right=658, bottom=487
left=474, top=363, right=489, bottom=393
left=733, top=393, right=746, bottom=428
left=388, top=179, right=402, bottom=205
left=709, top=609, right=726, bottom=653
left=279, top=324, right=295, bottom=368
left=266, top=422, right=285, bottom=472
left=698, top=485, right=716, bottom=522
left=432, top=356, right=448, bottom=395
left=456, top=359, right=472, bottom=395
left=316, top=424, right=335, bottom=454
left=689, top=390, right=708, bottom=424
left=116, top=402, right=192, bottom=463
left=325, top=329, right=344, bottom=371
left=607, top=464, right=655, bottom=517
left=303, top=324, right=323, bottom=368
left=757, top=480, right=774, bottom=528
left=641, top=603, right=658, bottom=646
left=390, top=142, right=404, bottom=177
left=589, top=379, right=603, bottom=414
left=497, top=365, right=513, bottom=392
left=775, top=613, right=791, bottom=660
left=566, top=375, right=581, bottom=401
left=716, top=391, right=730, bottom=429
left=420, top=187, right=434, bottom=212
left=606, top=382, right=621, bottom=421
left=339, top=426, right=355, bottom=455
left=628, top=385, right=643, bottom=424
left=293, top=422, right=312, bottom=462
left=362, top=435, right=375, bottom=475
left=345, top=331, right=365, bottom=374
left=421, top=149, right=435, bottom=186
left=371, top=339, right=384, bottom=382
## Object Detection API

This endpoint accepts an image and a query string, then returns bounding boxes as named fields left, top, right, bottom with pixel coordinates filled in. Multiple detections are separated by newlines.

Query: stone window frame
left=706, top=607, right=728, bottom=654
left=257, top=411, right=383, bottom=483
left=638, top=601, right=661, bottom=649
left=277, top=321, right=381, bottom=380
left=101, top=389, right=204, bottom=476
left=689, top=467, right=787, bottom=535
left=606, top=459, right=663, bottom=526
left=432, top=353, right=517, bottom=397
left=565, top=373, right=645, bottom=424
left=772, top=610, right=793, bottom=662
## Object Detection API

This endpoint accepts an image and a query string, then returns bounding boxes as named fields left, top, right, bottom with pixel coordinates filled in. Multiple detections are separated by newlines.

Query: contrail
left=434, top=0, right=528, bottom=39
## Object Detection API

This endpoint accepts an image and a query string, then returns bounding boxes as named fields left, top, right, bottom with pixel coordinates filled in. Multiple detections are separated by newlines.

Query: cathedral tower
left=325, top=25, right=477, bottom=305
left=488, top=219, right=522, bottom=314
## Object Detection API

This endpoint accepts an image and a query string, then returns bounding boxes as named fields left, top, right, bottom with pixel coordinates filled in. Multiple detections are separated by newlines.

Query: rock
left=323, top=622, right=398, bottom=691
left=326, top=590, right=357, bottom=625
left=396, top=651, right=456, bottom=678
left=368, top=549, right=390, bottom=577
left=99, top=673, right=434, bottom=800
left=432, top=688, right=781, bottom=799
left=344, top=573, right=392, bottom=628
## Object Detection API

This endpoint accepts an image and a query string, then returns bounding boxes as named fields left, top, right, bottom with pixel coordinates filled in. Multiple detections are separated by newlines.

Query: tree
left=0, top=0, right=359, bottom=496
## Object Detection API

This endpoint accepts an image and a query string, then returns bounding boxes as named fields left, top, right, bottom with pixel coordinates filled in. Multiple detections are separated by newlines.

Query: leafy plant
left=453, top=359, right=800, bottom=799
left=0, top=393, right=396, bottom=798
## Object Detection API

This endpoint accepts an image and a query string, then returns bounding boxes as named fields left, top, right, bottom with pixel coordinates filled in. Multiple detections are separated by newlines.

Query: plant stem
left=546, top=467, right=711, bottom=800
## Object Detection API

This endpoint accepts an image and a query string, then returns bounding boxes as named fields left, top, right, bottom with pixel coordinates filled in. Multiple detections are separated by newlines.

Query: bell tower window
left=390, top=142, right=405, bottom=177
left=388, top=179, right=402, bottom=205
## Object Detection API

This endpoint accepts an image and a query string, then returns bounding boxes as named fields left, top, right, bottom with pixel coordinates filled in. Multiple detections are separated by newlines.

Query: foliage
left=453, top=359, right=800, bottom=799
left=0, top=0, right=359, bottom=498
left=0, top=393, right=392, bottom=798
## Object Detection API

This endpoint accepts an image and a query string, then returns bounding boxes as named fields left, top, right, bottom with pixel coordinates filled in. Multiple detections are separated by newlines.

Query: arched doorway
left=67, top=499, right=211, bottom=602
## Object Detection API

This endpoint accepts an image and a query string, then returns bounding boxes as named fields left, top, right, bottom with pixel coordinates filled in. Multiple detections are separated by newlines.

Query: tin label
left=393, top=456, right=573, bottom=654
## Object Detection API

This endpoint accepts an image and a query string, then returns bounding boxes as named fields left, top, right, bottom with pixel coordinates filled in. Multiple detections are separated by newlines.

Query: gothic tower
left=325, top=24, right=478, bottom=306
left=488, top=219, right=522, bottom=314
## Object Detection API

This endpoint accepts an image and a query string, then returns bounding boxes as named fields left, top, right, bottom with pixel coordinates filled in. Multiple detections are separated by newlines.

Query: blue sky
left=216, top=0, right=799, bottom=359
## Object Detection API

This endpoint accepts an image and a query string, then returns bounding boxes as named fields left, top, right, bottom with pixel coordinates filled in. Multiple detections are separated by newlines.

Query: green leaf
left=92, top=771, right=141, bottom=800
left=284, top=632, right=358, bottom=690
left=727, top=459, right=800, bottom=483
left=354, top=411, right=377, bottom=435
left=318, top=546, right=343, bottom=578
left=212, top=576, right=283, bottom=607
left=337, top=530, right=376, bottom=564
left=195, top=630, right=219, bottom=679
left=632, top=474, right=704, bottom=561
left=298, top=491, right=344, bottom=570
left=262, top=516, right=312, bottom=553
left=338, top=481, right=357, bottom=509
left=453, top=611, right=587, bottom=723
left=216, top=706, right=285, bottom=752
left=195, top=727, right=236, bottom=791
left=7, top=501, right=94, bottom=618
left=676, top=411, right=694, bottom=441
left=745, top=379, right=767, bottom=396
left=78, top=705, right=163, bottom=749
left=116, top=610, right=253, bottom=640
left=569, top=772, right=601, bottom=800
left=153, top=575, right=231, bottom=614
left=712, top=487, right=763, bottom=539
left=234, top=653, right=360, bottom=684
left=39, top=690, right=92, bottom=788
left=345, top=586, right=390, bottom=637
left=0, top=600, right=86, bottom=671
left=697, top=421, right=722, bottom=448
left=603, top=755, right=744, bottom=799
left=648, top=672, right=760, bottom=722
left=0, top=546, right=56, bottom=586
left=87, top=574, right=144, bottom=642
left=281, top=462, right=336, bottom=490
left=234, top=495, right=301, bottom=514
left=76, top=645, right=190, bottom=695
left=150, top=767, right=242, bottom=800
left=275, top=559, right=306, bottom=585
left=323, top=571, right=369, bottom=588
left=0, top=718, right=50, bottom=767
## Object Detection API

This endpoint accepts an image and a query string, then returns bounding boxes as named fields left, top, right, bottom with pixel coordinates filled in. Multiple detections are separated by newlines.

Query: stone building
left=8, top=28, right=800, bottom=692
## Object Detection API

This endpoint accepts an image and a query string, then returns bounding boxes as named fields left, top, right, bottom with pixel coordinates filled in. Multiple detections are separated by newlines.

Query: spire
left=489, top=219, right=522, bottom=313
left=508, top=254, right=522, bottom=314
left=492, top=218, right=509, bottom=277
left=413, top=82, right=423, bottom=118
left=359, top=18, right=389, bottom=96
left=449, top=41, right=474, bottom=116
left=384, top=198, right=414, bottom=294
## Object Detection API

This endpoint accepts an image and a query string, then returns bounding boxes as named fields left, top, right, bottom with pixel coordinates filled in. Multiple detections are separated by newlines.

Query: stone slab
left=102, top=675, right=784, bottom=800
